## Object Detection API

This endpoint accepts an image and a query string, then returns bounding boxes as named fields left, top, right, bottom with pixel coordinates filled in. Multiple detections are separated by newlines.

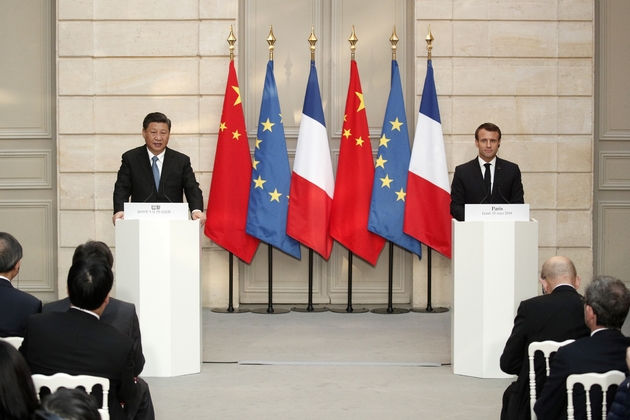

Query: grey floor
left=145, top=306, right=512, bottom=419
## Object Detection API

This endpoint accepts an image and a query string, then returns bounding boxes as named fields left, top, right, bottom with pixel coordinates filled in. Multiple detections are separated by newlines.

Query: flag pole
left=210, top=27, right=250, bottom=314
left=250, top=26, right=289, bottom=315
left=291, top=28, right=328, bottom=313
left=410, top=28, right=448, bottom=314
left=329, top=26, right=369, bottom=314
left=372, top=28, right=410, bottom=315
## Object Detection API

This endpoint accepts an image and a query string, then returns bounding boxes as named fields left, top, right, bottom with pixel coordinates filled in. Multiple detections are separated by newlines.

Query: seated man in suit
left=20, top=257, right=136, bottom=420
left=0, top=232, right=42, bottom=337
left=499, top=256, right=590, bottom=420
left=43, top=240, right=154, bottom=420
left=450, top=122, right=525, bottom=221
left=112, top=111, right=206, bottom=226
left=534, top=275, right=630, bottom=420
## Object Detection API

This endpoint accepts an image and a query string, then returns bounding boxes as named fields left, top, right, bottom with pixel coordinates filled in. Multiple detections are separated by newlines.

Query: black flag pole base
left=211, top=307, right=250, bottom=314
left=250, top=306, right=290, bottom=314
left=411, top=306, right=449, bottom=313
left=328, top=306, right=370, bottom=314
left=371, top=307, right=410, bottom=315
left=291, top=305, right=329, bottom=313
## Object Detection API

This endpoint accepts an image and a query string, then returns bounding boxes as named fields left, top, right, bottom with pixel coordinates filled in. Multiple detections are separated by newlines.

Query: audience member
left=0, top=232, right=42, bottom=337
left=500, top=256, right=590, bottom=420
left=607, top=346, right=630, bottom=420
left=534, top=275, right=630, bottom=420
left=0, top=340, right=39, bottom=420
left=20, top=257, right=136, bottom=420
left=42, top=240, right=153, bottom=420
left=35, top=388, right=100, bottom=420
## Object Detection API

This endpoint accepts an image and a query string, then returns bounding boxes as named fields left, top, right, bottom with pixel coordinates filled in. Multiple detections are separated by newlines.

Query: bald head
left=540, top=256, right=579, bottom=292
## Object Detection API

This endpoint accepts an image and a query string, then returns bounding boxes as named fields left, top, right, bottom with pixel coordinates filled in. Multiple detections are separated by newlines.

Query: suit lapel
left=135, top=147, right=155, bottom=191
left=469, top=158, right=486, bottom=196
left=160, top=148, right=175, bottom=190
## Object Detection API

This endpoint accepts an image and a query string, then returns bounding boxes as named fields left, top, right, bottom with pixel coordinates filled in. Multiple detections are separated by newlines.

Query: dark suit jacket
left=0, top=278, right=42, bottom=337
left=499, top=285, right=590, bottom=420
left=20, top=309, right=136, bottom=420
left=43, top=297, right=144, bottom=376
left=450, top=156, right=524, bottom=221
left=534, top=329, right=630, bottom=420
left=113, top=145, right=204, bottom=213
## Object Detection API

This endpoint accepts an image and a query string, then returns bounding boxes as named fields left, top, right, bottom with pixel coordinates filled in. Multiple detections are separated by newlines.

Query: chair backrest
left=0, top=336, right=24, bottom=349
left=528, top=339, right=575, bottom=420
left=31, top=373, right=110, bottom=420
left=566, top=370, right=625, bottom=420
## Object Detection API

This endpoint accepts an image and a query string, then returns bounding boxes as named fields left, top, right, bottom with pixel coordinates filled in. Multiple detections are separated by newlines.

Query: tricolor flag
left=368, top=60, right=421, bottom=257
left=246, top=60, right=301, bottom=259
left=329, top=60, right=386, bottom=266
left=287, top=60, right=334, bottom=260
left=404, top=59, right=451, bottom=258
left=204, top=60, right=260, bottom=263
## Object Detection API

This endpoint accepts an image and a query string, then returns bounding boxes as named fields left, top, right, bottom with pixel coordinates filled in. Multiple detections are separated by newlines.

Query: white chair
left=566, top=370, right=625, bottom=420
left=0, top=336, right=24, bottom=349
left=31, top=373, right=110, bottom=420
left=528, top=339, right=575, bottom=420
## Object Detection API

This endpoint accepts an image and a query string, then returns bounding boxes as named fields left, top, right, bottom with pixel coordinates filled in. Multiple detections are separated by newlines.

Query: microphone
left=497, top=186, right=510, bottom=204
left=479, top=184, right=491, bottom=204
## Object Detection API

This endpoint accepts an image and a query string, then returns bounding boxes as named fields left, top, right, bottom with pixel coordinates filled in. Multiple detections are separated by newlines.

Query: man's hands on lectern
left=192, top=211, right=207, bottom=226
left=112, top=211, right=124, bottom=226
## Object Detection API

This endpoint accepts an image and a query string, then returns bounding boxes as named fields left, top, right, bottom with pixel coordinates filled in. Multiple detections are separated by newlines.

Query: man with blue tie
left=112, top=112, right=206, bottom=226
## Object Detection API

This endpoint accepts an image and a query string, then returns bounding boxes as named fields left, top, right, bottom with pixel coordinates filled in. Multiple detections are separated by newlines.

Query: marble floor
left=144, top=306, right=513, bottom=419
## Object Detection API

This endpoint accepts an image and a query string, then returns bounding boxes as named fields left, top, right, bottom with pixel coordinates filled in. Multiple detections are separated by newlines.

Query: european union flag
left=368, top=60, right=422, bottom=257
left=246, top=60, right=301, bottom=259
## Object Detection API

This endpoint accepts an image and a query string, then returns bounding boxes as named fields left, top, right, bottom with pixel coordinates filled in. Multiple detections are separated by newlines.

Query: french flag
left=287, top=60, right=334, bottom=260
left=404, top=59, right=452, bottom=258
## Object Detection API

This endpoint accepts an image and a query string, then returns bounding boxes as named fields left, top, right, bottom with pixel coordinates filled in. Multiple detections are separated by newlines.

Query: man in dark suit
left=499, top=256, right=590, bottom=420
left=112, top=112, right=206, bottom=226
left=43, top=240, right=154, bottom=420
left=450, top=122, right=524, bottom=221
left=21, top=257, right=137, bottom=420
left=0, top=232, right=42, bottom=337
left=534, top=275, right=630, bottom=420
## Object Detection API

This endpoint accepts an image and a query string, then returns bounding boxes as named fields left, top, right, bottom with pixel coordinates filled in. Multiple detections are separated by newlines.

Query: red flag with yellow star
left=329, top=60, right=386, bottom=265
left=205, top=60, right=260, bottom=263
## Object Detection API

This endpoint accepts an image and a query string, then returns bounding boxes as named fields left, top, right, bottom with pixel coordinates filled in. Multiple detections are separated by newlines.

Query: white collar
left=70, top=306, right=100, bottom=320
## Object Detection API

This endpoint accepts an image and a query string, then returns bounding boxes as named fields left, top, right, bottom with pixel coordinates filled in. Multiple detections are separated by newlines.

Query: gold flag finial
left=390, top=26, right=399, bottom=60
left=425, top=26, right=434, bottom=60
left=348, top=26, right=358, bottom=61
left=267, top=26, right=276, bottom=61
left=308, top=26, right=317, bottom=61
left=227, top=25, right=236, bottom=61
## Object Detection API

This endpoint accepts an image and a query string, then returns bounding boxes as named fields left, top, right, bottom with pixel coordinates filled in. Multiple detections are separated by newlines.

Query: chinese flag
left=329, top=60, right=385, bottom=266
left=204, top=60, right=260, bottom=263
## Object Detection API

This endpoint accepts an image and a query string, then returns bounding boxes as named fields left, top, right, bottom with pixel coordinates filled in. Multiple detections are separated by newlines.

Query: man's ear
left=539, top=277, right=549, bottom=294
left=574, top=275, right=581, bottom=290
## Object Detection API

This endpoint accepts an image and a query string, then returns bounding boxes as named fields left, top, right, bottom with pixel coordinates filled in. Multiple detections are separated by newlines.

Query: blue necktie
left=152, top=156, right=160, bottom=190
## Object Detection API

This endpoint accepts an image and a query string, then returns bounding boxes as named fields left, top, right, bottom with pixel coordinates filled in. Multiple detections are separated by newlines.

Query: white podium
left=115, top=217, right=201, bottom=377
left=451, top=216, right=538, bottom=378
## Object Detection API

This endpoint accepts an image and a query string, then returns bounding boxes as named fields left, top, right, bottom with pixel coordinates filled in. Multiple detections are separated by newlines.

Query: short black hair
left=40, top=388, right=100, bottom=420
left=67, top=257, right=113, bottom=311
left=0, top=341, right=38, bottom=419
left=584, top=275, right=630, bottom=329
left=0, top=232, right=23, bottom=273
left=475, top=122, right=502, bottom=141
left=142, top=112, right=171, bottom=131
left=72, top=241, right=114, bottom=269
